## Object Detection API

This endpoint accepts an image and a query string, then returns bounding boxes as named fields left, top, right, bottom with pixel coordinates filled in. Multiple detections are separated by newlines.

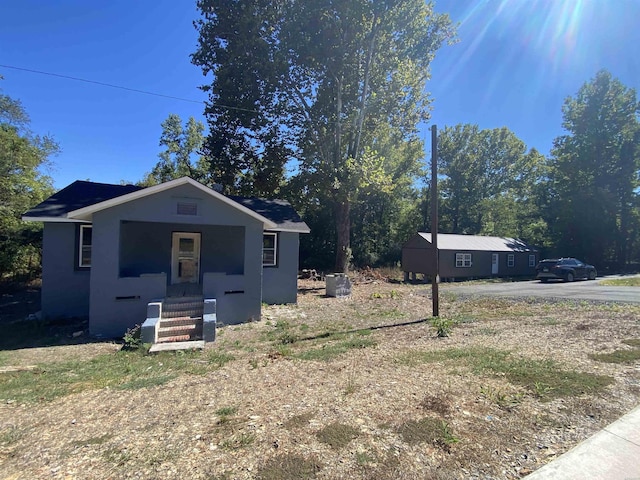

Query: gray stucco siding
left=89, top=209, right=158, bottom=337
left=199, top=226, right=245, bottom=276
left=203, top=223, right=263, bottom=325
left=88, top=185, right=266, bottom=337
left=119, top=221, right=171, bottom=278
left=105, top=184, right=258, bottom=226
left=262, top=231, right=300, bottom=304
left=41, top=222, right=90, bottom=319
left=119, top=221, right=245, bottom=279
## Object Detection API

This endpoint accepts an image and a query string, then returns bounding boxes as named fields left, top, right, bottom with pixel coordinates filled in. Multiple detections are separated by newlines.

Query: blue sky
left=1, top=0, right=638, bottom=190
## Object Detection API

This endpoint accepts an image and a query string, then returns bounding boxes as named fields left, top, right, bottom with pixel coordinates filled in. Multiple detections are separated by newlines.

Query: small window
left=455, top=253, right=472, bottom=268
left=507, top=254, right=515, bottom=268
left=528, top=255, right=536, bottom=267
left=79, top=225, right=92, bottom=267
left=263, top=232, right=277, bottom=267
left=177, top=202, right=198, bottom=216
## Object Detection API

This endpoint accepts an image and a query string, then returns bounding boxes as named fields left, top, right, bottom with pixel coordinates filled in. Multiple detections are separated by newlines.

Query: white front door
left=491, top=253, right=499, bottom=275
left=171, top=232, right=201, bottom=284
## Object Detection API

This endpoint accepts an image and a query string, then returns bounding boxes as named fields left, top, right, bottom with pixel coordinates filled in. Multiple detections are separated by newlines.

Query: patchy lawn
left=0, top=277, right=639, bottom=479
left=599, top=276, right=640, bottom=287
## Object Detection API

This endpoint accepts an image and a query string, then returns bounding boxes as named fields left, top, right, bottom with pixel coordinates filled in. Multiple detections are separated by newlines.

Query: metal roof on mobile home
left=416, top=233, right=537, bottom=252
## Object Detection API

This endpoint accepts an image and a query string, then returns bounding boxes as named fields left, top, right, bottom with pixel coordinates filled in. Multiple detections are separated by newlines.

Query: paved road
left=439, top=277, right=640, bottom=304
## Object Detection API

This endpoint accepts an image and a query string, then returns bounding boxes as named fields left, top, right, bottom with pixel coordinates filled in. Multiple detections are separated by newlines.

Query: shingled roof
left=22, top=180, right=143, bottom=220
left=229, top=196, right=309, bottom=233
left=23, top=179, right=310, bottom=233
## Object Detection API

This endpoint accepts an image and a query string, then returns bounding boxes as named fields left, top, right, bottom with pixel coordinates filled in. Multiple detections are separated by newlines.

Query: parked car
left=535, top=258, right=597, bottom=282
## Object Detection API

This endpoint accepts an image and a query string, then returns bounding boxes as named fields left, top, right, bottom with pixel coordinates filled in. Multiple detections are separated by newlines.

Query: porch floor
left=149, top=340, right=205, bottom=353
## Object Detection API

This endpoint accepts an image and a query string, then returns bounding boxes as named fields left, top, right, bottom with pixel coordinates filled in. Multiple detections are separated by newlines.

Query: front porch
left=88, top=215, right=263, bottom=339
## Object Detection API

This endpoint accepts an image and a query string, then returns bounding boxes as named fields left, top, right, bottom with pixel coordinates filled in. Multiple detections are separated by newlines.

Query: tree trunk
left=334, top=199, right=351, bottom=273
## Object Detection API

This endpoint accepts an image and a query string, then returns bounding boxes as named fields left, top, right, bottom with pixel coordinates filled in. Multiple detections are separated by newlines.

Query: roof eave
left=21, top=215, right=88, bottom=223
left=66, top=177, right=278, bottom=229
left=270, top=226, right=311, bottom=234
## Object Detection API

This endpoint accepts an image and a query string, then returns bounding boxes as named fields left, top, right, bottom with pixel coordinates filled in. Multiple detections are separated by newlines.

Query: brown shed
left=402, top=233, right=539, bottom=281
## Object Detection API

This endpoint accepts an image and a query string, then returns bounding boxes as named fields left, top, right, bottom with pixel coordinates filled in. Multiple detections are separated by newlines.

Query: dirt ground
left=0, top=277, right=639, bottom=479
left=0, top=281, right=41, bottom=324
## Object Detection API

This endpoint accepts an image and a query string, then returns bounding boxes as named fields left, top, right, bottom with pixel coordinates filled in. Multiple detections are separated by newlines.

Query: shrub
left=431, top=317, right=456, bottom=337
left=122, top=325, right=142, bottom=350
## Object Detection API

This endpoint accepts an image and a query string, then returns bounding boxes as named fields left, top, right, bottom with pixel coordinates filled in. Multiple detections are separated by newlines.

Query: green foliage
left=547, top=70, right=640, bottom=268
left=263, top=320, right=300, bottom=345
left=207, top=349, right=235, bottom=368
left=117, top=374, right=176, bottom=391
left=140, top=114, right=211, bottom=186
left=295, top=335, right=377, bottom=362
left=355, top=451, right=376, bottom=466
left=0, top=347, right=235, bottom=404
left=215, top=406, right=238, bottom=418
left=589, top=348, right=640, bottom=364
left=122, top=324, right=142, bottom=350
left=436, top=124, right=548, bottom=245
left=401, top=347, right=613, bottom=399
left=220, top=432, right=256, bottom=450
left=431, top=317, right=456, bottom=337
left=0, top=89, right=56, bottom=280
left=599, top=277, right=640, bottom=286
left=193, top=0, right=455, bottom=271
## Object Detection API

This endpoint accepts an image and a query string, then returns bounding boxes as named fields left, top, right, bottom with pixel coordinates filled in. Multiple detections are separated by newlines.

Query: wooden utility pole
left=431, top=125, right=439, bottom=316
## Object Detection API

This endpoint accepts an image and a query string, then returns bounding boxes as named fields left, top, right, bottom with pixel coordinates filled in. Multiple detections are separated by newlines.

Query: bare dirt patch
left=0, top=278, right=639, bottom=479
left=0, top=281, right=41, bottom=324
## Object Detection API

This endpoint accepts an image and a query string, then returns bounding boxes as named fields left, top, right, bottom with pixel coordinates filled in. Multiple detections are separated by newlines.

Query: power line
left=0, top=64, right=260, bottom=114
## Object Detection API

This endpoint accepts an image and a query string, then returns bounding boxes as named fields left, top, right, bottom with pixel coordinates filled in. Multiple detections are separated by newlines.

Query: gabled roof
left=21, top=180, right=143, bottom=222
left=416, top=233, right=537, bottom=252
left=65, top=177, right=277, bottom=227
left=230, top=196, right=310, bottom=233
left=23, top=177, right=310, bottom=232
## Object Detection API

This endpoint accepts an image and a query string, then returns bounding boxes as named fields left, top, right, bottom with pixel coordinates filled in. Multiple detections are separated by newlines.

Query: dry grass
left=0, top=278, right=639, bottom=479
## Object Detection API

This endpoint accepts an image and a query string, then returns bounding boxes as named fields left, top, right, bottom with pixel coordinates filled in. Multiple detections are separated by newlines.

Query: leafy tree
left=192, top=0, right=455, bottom=272
left=436, top=124, right=547, bottom=244
left=0, top=90, right=57, bottom=279
left=141, top=114, right=212, bottom=186
left=548, top=70, right=640, bottom=269
left=349, top=134, right=425, bottom=266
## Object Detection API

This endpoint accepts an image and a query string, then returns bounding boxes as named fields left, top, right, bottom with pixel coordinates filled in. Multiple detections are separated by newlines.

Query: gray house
left=23, top=177, right=309, bottom=343
left=402, top=233, right=538, bottom=281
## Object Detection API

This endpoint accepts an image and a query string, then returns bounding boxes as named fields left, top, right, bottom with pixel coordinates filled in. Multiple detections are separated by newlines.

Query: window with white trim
left=507, top=254, right=515, bottom=267
left=79, top=225, right=92, bottom=267
left=529, top=255, right=536, bottom=267
left=263, top=232, right=277, bottom=267
left=455, top=253, right=472, bottom=268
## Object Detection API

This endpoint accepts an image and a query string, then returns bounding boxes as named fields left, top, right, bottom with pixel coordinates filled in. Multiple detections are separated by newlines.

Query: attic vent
left=177, top=202, right=197, bottom=216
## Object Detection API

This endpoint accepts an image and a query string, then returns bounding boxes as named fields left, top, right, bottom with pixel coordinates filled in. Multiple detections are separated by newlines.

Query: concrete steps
left=156, top=296, right=204, bottom=343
